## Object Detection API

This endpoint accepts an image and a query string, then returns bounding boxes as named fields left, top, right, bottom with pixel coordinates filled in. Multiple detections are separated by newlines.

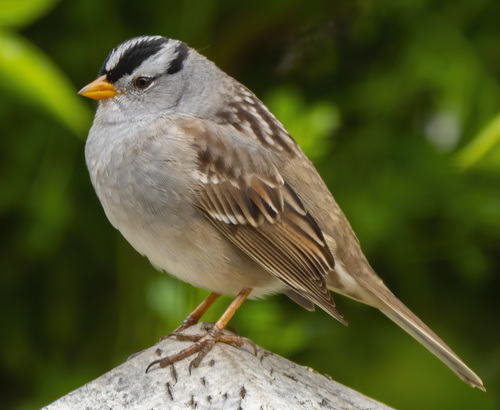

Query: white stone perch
left=43, top=323, right=393, bottom=409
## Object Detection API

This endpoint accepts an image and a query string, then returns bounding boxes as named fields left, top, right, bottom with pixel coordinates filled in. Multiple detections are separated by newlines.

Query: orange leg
left=169, top=292, right=221, bottom=335
left=147, top=288, right=253, bottom=373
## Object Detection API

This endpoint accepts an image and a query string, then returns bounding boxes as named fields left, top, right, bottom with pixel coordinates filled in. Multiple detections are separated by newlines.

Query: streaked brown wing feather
left=191, top=123, right=346, bottom=324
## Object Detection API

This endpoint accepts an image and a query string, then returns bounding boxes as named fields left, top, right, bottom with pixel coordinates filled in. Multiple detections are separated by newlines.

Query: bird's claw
left=146, top=325, right=257, bottom=373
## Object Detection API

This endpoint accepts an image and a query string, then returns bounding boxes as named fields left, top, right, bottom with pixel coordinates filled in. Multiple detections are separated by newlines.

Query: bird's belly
left=99, top=190, right=284, bottom=299
left=85, top=125, right=284, bottom=299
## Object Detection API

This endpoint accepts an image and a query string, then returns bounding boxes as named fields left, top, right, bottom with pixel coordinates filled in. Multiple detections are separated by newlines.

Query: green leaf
left=0, top=29, right=92, bottom=137
left=456, top=112, right=500, bottom=169
left=0, top=0, right=59, bottom=28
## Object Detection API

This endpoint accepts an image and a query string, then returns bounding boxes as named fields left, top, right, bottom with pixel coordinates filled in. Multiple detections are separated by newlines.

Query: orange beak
left=78, top=75, right=117, bottom=100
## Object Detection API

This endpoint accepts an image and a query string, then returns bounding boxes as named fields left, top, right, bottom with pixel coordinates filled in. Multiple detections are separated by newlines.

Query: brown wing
left=189, top=122, right=346, bottom=325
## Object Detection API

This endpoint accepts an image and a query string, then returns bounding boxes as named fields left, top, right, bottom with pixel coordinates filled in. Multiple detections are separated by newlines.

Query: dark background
left=1, top=1, right=499, bottom=409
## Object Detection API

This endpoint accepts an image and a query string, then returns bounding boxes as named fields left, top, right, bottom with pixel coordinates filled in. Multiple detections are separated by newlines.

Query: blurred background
left=1, top=0, right=499, bottom=409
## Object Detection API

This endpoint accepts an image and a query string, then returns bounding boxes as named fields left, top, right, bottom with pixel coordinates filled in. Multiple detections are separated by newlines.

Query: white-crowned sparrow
left=79, top=35, right=484, bottom=390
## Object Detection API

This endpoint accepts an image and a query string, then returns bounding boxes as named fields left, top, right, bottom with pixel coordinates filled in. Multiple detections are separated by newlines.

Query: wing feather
left=189, top=122, right=346, bottom=324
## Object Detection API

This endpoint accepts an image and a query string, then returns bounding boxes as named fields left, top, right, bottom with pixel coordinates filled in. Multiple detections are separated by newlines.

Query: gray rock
left=43, top=323, right=393, bottom=410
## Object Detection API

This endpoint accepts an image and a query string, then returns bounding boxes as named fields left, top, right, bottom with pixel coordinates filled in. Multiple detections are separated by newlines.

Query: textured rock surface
left=44, top=323, right=393, bottom=409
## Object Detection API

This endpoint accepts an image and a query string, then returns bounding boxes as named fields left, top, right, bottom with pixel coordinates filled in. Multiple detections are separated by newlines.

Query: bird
left=79, top=35, right=484, bottom=390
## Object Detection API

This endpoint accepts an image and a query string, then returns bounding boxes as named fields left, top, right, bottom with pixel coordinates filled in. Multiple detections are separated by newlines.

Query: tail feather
left=376, top=291, right=485, bottom=391
left=325, top=262, right=485, bottom=390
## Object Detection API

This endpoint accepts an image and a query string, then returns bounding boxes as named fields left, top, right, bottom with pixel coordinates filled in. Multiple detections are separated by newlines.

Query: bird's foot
left=160, top=317, right=200, bottom=341
left=146, top=323, right=257, bottom=373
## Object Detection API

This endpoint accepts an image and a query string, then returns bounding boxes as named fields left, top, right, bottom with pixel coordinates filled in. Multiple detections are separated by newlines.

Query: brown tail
left=378, top=295, right=484, bottom=390
left=325, top=263, right=484, bottom=390
left=323, top=231, right=484, bottom=390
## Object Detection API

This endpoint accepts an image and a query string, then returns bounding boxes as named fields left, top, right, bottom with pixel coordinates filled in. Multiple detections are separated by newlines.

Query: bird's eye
left=134, top=77, right=152, bottom=89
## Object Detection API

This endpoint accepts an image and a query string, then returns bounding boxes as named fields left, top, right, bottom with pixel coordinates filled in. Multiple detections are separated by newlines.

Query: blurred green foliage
left=1, top=1, right=499, bottom=409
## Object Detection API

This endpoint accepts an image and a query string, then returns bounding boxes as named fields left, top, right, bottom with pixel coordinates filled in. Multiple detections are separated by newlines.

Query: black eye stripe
left=167, top=42, right=189, bottom=75
left=99, top=37, right=169, bottom=83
